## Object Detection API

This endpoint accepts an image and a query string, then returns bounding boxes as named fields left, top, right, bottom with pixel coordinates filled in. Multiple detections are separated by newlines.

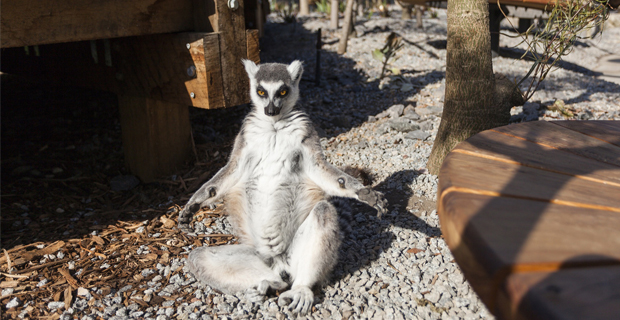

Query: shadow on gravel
left=499, top=47, right=601, bottom=76
left=329, top=169, right=440, bottom=285
left=258, top=20, right=444, bottom=138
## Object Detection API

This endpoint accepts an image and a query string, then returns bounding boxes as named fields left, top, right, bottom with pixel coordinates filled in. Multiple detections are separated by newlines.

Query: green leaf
left=390, top=67, right=401, bottom=75
left=372, top=49, right=384, bottom=61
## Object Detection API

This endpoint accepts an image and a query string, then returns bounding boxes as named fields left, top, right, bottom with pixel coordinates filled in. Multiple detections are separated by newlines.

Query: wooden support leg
left=118, top=96, right=192, bottom=183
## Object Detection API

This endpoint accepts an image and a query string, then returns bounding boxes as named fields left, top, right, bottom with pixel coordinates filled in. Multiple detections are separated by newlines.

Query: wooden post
left=337, top=0, right=355, bottom=54
left=118, top=96, right=193, bottom=182
left=330, top=0, right=339, bottom=29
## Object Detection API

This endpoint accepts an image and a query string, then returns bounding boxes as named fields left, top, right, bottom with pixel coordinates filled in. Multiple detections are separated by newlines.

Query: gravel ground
left=6, top=7, right=619, bottom=320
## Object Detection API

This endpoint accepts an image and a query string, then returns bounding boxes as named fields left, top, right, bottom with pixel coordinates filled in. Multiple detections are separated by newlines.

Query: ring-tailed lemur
left=178, top=60, right=388, bottom=315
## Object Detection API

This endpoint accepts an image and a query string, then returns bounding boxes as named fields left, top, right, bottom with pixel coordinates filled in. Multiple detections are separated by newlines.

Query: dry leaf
left=91, top=235, right=105, bottom=246
left=406, top=248, right=424, bottom=254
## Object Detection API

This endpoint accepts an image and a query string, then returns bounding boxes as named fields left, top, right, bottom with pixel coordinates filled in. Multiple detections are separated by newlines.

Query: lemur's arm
left=178, top=133, right=246, bottom=232
left=302, top=127, right=388, bottom=217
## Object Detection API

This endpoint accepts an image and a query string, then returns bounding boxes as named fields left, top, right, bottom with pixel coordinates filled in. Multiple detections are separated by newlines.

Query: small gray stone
left=6, top=297, right=21, bottom=309
left=110, top=175, right=140, bottom=191
left=387, top=104, right=405, bottom=118
left=389, top=119, right=420, bottom=133
left=424, top=291, right=441, bottom=303
left=48, top=301, right=66, bottom=310
left=404, top=130, right=431, bottom=141
left=415, top=105, right=443, bottom=116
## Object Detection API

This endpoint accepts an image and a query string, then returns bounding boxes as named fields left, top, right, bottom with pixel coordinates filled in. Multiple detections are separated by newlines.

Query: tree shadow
left=440, top=121, right=620, bottom=319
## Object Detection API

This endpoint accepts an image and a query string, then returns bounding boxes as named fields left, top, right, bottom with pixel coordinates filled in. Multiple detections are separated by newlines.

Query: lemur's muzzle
left=264, top=102, right=281, bottom=116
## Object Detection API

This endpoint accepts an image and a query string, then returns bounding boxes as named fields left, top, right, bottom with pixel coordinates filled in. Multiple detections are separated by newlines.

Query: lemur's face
left=243, top=60, right=303, bottom=117
left=255, top=81, right=290, bottom=116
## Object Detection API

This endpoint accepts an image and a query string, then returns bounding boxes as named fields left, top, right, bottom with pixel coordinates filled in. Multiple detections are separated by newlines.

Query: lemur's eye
left=279, top=90, right=287, bottom=96
left=257, top=90, right=266, bottom=96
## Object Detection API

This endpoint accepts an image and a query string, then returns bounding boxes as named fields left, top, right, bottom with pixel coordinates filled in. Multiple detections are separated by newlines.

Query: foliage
left=372, top=32, right=404, bottom=79
left=500, top=0, right=610, bottom=101
left=316, top=0, right=331, bottom=14
left=273, top=1, right=298, bottom=23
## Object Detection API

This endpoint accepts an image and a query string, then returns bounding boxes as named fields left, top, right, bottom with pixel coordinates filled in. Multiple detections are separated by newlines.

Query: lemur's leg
left=278, top=200, right=341, bottom=315
left=188, top=244, right=287, bottom=301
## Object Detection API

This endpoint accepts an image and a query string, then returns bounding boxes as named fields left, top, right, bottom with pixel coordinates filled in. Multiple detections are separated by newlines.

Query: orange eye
left=280, top=90, right=287, bottom=96
left=257, top=90, right=265, bottom=96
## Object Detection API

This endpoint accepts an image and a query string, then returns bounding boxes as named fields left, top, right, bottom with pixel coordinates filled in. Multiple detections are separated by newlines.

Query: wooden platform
left=1, top=0, right=261, bottom=182
left=438, top=120, right=620, bottom=320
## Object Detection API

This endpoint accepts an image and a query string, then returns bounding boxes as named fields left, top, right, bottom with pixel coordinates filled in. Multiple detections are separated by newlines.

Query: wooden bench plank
left=551, top=121, right=620, bottom=148
left=454, top=130, right=620, bottom=187
left=492, top=122, right=620, bottom=167
left=500, top=266, right=620, bottom=320
left=440, top=152, right=620, bottom=211
left=1, top=0, right=194, bottom=48
left=441, top=192, right=620, bottom=267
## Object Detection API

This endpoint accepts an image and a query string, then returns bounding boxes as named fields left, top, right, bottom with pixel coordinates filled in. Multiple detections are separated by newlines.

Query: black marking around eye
left=257, top=86, right=268, bottom=97
left=277, top=85, right=290, bottom=97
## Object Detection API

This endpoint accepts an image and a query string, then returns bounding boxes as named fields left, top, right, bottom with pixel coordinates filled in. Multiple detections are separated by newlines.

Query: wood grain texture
left=1, top=0, right=194, bottom=48
left=246, top=29, right=261, bottom=65
left=551, top=121, right=620, bottom=148
left=213, top=0, right=250, bottom=107
left=453, top=130, right=620, bottom=187
left=501, top=266, right=620, bottom=320
left=492, top=121, right=620, bottom=167
left=118, top=96, right=192, bottom=183
left=438, top=121, right=620, bottom=320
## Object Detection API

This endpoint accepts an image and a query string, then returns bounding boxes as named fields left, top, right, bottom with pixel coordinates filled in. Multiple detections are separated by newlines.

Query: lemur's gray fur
left=178, top=60, right=388, bottom=315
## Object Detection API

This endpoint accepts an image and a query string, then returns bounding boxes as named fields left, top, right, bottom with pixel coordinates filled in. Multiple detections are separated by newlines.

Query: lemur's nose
left=264, top=103, right=280, bottom=116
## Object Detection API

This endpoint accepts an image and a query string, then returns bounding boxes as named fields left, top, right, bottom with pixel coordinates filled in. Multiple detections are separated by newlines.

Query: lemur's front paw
left=278, top=286, right=314, bottom=315
left=357, top=188, right=388, bottom=218
left=177, top=202, right=215, bottom=234
left=263, top=225, right=287, bottom=255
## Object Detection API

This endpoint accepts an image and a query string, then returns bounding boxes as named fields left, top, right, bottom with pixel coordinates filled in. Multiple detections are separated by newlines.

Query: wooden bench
left=438, top=120, right=620, bottom=320
left=1, top=0, right=263, bottom=182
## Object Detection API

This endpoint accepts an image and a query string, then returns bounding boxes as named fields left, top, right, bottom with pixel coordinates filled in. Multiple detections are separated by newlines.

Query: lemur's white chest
left=242, top=120, right=304, bottom=184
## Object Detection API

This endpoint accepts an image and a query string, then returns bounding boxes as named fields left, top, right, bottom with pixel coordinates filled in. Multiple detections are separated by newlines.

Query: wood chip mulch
left=1, top=78, right=248, bottom=319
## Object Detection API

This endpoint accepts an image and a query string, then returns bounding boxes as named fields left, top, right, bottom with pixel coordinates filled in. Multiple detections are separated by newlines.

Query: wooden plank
left=246, top=29, right=261, bottom=65
left=203, top=34, right=226, bottom=109
left=213, top=0, right=250, bottom=107
left=440, top=152, right=620, bottom=211
left=454, top=130, right=620, bottom=187
left=0, top=33, right=228, bottom=109
left=118, top=96, right=193, bottom=182
left=492, top=121, right=620, bottom=167
left=439, top=191, right=620, bottom=309
left=500, top=266, right=620, bottom=320
left=1, top=0, right=194, bottom=48
left=441, top=192, right=620, bottom=266
left=551, top=121, right=620, bottom=148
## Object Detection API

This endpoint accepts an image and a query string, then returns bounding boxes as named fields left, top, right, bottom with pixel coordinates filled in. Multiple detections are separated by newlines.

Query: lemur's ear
left=242, top=59, right=259, bottom=78
left=287, top=60, right=303, bottom=83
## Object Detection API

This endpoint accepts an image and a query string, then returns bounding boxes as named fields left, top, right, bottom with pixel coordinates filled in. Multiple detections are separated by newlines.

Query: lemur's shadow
left=329, top=169, right=440, bottom=284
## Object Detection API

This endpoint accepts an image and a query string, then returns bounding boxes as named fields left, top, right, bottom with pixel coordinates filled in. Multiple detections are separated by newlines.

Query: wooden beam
left=0, top=33, right=228, bottom=109
left=1, top=0, right=195, bottom=48
left=118, top=96, right=193, bottom=182
left=212, top=0, right=251, bottom=107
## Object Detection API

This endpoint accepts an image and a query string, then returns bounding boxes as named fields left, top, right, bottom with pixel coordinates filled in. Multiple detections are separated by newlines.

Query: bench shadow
left=441, top=121, right=620, bottom=319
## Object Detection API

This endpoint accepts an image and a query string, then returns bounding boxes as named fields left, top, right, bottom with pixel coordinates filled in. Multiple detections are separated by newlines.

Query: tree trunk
left=330, top=0, right=339, bottom=29
left=426, top=0, right=523, bottom=175
left=299, top=0, right=310, bottom=16
left=337, top=0, right=355, bottom=54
